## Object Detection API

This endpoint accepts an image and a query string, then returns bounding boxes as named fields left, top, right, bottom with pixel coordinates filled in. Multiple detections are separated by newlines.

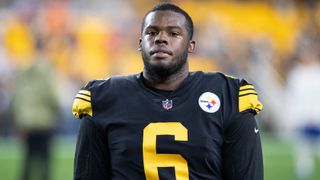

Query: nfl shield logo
left=162, top=99, right=173, bottom=110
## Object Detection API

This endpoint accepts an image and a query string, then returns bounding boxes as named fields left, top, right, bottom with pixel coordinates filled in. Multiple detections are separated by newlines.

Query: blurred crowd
left=0, top=0, right=319, bottom=137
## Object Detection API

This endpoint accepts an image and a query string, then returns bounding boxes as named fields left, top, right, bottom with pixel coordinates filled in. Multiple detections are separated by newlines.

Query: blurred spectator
left=11, top=57, right=60, bottom=180
left=72, top=15, right=113, bottom=80
left=37, top=0, right=76, bottom=78
left=3, top=6, right=36, bottom=69
left=284, top=48, right=320, bottom=180
left=0, top=42, right=13, bottom=137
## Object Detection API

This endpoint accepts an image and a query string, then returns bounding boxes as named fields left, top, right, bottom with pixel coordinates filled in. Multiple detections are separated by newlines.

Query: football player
left=72, top=2, right=263, bottom=180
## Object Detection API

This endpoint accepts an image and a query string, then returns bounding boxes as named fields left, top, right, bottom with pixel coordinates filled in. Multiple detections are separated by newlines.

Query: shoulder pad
left=238, top=80, right=263, bottom=114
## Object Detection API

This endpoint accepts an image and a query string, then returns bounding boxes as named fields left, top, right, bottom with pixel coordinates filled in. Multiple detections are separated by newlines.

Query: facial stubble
left=141, top=47, right=189, bottom=82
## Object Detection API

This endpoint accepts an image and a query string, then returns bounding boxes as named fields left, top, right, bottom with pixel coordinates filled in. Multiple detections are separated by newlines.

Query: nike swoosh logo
left=254, top=128, right=259, bottom=133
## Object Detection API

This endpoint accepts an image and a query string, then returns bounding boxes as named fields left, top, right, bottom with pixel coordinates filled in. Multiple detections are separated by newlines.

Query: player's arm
left=74, top=116, right=111, bottom=180
left=222, top=81, right=263, bottom=180
left=72, top=81, right=111, bottom=179
left=222, top=111, right=263, bottom=180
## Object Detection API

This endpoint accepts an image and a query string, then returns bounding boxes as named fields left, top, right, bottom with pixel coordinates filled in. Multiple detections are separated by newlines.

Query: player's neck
left=142, top=68, right=189, bottom=91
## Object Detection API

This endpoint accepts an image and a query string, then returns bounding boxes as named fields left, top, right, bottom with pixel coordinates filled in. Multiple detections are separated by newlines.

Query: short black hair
left=141, top=2, right=194, bottom=40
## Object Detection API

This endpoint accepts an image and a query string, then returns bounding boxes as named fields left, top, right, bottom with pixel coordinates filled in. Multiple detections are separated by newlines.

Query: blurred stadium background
left=0, top=0, right=320, bottom=179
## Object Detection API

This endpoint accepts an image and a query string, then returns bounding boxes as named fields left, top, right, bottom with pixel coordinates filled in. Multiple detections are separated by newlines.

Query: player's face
left=139, top=11, right=195, bottom=78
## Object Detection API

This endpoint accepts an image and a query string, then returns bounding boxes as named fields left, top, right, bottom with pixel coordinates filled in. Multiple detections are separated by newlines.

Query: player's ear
left=138, top=38, right=142, bottom=51
left=188, top=40, right=195, bottom=53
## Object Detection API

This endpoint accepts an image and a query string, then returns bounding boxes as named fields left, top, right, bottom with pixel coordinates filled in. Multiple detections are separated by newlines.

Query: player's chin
left=150, top=55, right=174, bottom=65
left=149, top=59, right=173, bottom=69
left=148, top=59, right=171, bottom=68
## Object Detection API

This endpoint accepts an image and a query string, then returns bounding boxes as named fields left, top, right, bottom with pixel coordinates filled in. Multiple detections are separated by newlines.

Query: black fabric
left=74, top=116, right=110, bottom=180
left=73, top=71, right=263, bottom=180
left=222, top=111, right=263, bottom=180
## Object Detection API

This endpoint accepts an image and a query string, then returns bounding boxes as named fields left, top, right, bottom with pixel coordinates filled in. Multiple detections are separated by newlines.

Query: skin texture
left=139, top=10, right=195, bottom=91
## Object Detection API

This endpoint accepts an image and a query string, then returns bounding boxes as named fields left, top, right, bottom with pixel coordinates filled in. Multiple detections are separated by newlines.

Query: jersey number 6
left=143, top=122, right=189, bottom=180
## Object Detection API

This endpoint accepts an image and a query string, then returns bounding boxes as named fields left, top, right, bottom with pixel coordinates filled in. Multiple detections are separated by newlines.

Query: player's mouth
left=150, top=49, right=172, bottom=59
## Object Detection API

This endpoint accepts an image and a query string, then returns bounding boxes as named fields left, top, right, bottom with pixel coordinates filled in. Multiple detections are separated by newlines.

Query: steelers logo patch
left=198, top=92, right=221, bottom=113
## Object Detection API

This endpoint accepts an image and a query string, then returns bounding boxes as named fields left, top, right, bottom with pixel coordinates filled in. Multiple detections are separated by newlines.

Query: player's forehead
left=143, top=10, right=187, bottom=30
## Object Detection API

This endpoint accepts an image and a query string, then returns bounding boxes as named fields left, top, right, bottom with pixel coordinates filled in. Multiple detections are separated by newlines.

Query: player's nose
left=155, top=31, right=168, bottom=45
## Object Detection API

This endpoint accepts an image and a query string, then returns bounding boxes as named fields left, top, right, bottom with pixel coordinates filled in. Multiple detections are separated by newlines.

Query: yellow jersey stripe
left=239, top=89, right=257, bottom=96
left=79, top=90, right=91, bottom=96
left=75, top=94, right=91, bottom=102
left=239, top=92, right=258, bottom=97
left=78, top=92, right=91, bottom=98
left=239, top=88, right=255, bottom=92
left=240, top=85, right=254, bottom=90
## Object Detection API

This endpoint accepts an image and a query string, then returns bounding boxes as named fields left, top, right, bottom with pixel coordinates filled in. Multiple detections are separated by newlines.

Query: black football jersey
left=72, top=71, right=263, bottom=180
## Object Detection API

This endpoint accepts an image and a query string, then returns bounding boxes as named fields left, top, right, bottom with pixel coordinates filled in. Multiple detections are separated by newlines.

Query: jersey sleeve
left=72, top=80, right=101, bottom=119
left=238, top=80, right=263, bottom=114
left=222, top=111, right=263, bottom=180
left=222, top=77, right=264, bottom=179
left=72, top=89, right=92, bottom=119
left=74, top=116, right=111, bottom=179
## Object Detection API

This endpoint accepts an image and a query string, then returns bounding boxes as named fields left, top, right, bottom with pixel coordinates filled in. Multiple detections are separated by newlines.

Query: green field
left=0, top=135, right=319, bottom=180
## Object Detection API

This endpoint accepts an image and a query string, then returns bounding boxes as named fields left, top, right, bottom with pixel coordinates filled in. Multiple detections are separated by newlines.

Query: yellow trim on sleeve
left=79, top=90, right=91, bottom=96
left=239, top=85, right=254, bottom=90
left=239, top=94, right=263, bottom=114
left=72, top=98, right=93, bottom=119
left=75, top=94, right=91, bottom=101
left=239, top=89, right=257, bottom=96
left=224, top=74, right=237, bottom=79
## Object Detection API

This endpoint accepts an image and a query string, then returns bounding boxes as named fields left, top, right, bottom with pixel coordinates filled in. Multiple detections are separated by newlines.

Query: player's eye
left=146, top=31, right=157, bottom=36
left=170, top=32, right=180, bottom=37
